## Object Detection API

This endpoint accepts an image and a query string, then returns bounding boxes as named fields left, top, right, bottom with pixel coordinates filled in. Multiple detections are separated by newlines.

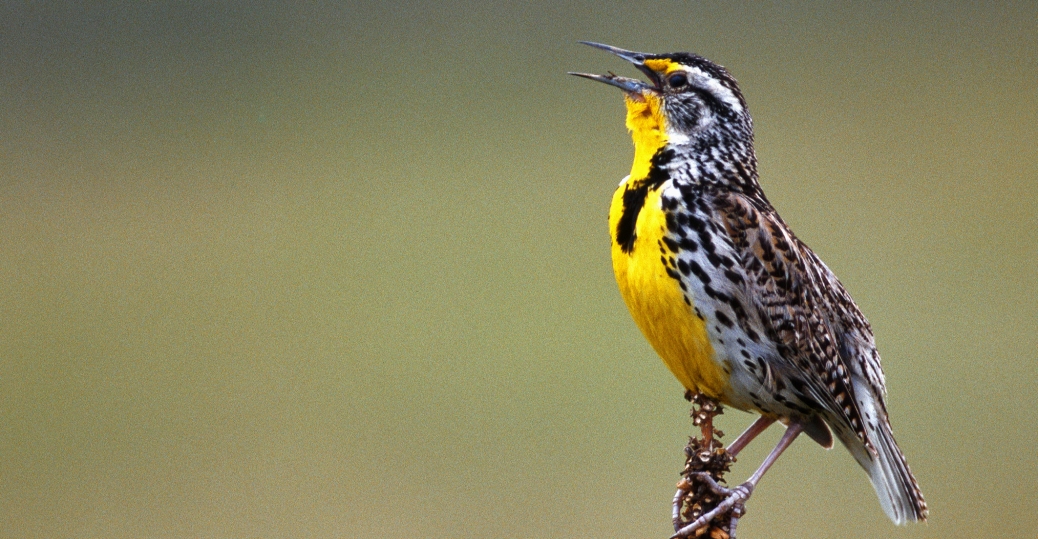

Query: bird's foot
left=671, top=473, right=754, bottom=539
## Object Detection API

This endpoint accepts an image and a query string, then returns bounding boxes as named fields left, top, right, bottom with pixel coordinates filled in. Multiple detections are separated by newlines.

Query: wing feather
left=714, top=192, right=882, bottom=451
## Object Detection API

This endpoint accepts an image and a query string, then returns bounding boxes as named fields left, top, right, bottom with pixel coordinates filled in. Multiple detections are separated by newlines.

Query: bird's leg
left=683, top=472, right=748, bottom=537
left=726, top=415, right=777, bottom=457
left=672, top=422, right=804, bottom=539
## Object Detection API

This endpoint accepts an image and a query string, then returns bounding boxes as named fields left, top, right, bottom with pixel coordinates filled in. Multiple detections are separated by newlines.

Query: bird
left=570, top=42, right=927, bottom=532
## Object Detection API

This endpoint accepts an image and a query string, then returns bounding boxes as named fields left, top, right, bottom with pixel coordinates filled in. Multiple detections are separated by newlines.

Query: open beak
left=568, top=41, right=661, bottom=93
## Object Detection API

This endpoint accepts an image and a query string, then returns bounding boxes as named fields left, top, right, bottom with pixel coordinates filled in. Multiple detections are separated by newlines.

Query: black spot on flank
left=746, top=328, right=761, bottom=343
left=665, top=213, right=680, bottom=234
left=686, top=214, right=707, bottom=232
left=688, top=260, right=710, bottom=284
left=678, top=238, right=699, bottom=252
left=699, top=233, right=717, bottom=254
left=683, top=296, right=691, bottom=306
left=715, top=310, right=734, bottom=328
left=729, top=300, right=749, bottom=323
left=677, top=259, right=691, bottom=276
left=663, top=236, right=679, bottom=252
left=740, top=349, right=751, bottom=359
left=706, top=252, right=722, bottom=267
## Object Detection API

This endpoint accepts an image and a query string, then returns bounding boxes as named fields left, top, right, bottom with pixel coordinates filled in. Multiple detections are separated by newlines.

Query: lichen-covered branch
left=672, top=392, right=739, bottom=539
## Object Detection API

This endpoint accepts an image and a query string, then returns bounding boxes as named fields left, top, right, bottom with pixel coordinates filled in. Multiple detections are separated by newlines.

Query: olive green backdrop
left=2, top=1, right=1035, bottom=537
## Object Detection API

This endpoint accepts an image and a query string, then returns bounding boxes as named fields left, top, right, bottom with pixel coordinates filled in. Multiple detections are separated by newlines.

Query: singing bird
left=571, top=42, right=927, bottom=531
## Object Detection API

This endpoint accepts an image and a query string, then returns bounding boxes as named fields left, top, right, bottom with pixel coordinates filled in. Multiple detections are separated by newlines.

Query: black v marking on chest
left=616, top=148, right=675, bottom=254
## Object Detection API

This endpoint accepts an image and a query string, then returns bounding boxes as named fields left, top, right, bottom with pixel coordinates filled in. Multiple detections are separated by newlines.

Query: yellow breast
left=609, top=184, right=728, bottom=399
left=609, top=91, right=728, bottom=400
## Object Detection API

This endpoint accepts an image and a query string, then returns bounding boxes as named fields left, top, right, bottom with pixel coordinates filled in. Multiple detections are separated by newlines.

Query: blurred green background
left=2, top=1, right=1036, bottom=537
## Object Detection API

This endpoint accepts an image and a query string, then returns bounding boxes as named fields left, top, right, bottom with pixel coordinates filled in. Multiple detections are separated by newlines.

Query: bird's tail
left=837, top=416, right=928, bottom=524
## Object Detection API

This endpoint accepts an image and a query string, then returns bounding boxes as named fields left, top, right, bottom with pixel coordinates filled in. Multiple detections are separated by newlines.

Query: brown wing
left=715, top=191, right=878, bottom=452
left=799, top=245, right=889, bottom=403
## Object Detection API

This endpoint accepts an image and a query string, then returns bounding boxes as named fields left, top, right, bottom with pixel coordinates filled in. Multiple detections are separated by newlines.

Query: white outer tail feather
left=836, top=414, right=928, bottom=525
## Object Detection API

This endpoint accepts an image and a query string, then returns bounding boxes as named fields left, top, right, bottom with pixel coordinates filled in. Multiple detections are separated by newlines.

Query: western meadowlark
left=571, top=42, right=927, bottom=533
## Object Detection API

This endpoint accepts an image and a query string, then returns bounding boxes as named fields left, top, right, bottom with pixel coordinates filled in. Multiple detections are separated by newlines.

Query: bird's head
left=571, top=42, right=751, bottom=150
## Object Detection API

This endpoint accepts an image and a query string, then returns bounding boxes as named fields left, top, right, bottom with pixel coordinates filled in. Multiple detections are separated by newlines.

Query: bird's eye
left=667, top=73, right=689, bottom=89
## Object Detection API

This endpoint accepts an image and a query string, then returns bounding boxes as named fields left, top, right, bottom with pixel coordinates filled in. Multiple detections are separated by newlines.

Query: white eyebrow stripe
left=687, top=67, right=744, bottom=113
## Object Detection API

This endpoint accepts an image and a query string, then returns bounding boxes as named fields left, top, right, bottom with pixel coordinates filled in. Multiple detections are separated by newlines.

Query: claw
left=729, top=510, right=742, bottom=539
left=693, top=472, right=732, bottom=497
left=671, top=482, right=754, bottom=538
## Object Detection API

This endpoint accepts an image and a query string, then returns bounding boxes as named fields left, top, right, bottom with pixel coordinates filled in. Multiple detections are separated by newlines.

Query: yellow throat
left=608, top=91, right=728, bottom=400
